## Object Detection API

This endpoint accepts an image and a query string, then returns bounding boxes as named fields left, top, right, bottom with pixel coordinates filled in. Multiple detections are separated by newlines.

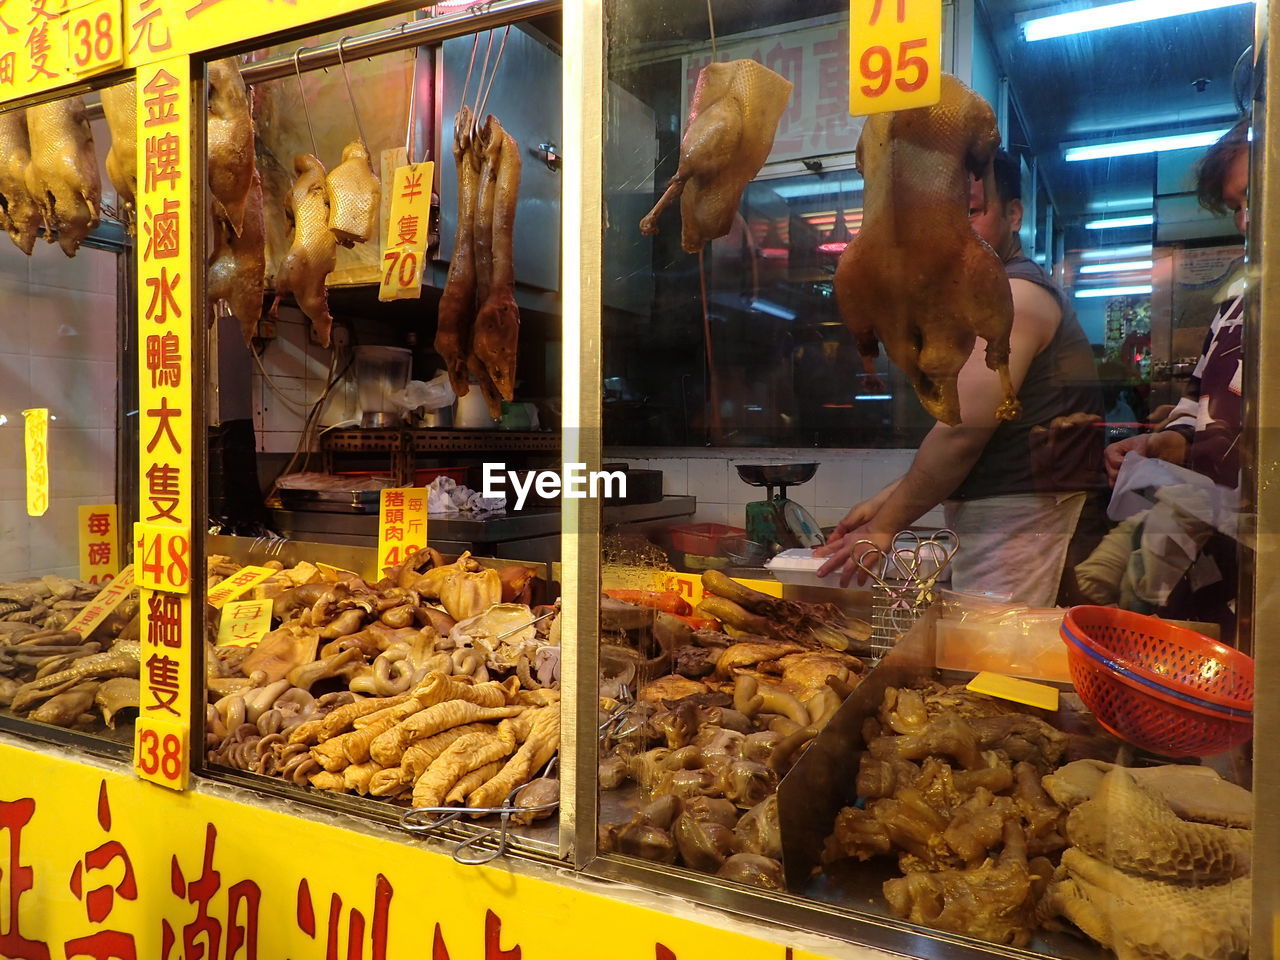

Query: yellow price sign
left=378, top=162, right=434, bottom=301
left=134, top=715, right=189, bottom=790
left=134, top=521, right=193, bottom=594
left=849, top=0, right=942, bottom=117
left=22, top=408, right=49, bottom=517
left=66, top=564, right=135, bottom=638
left=78, top=503, right=119, bottom=583
left=377, top=487, right=428, bottom=573
left=64, top=0, right=124, bottom=76
left=216, top=598, right=272, bottom=647
left=206, top=564, right=276, bottom=608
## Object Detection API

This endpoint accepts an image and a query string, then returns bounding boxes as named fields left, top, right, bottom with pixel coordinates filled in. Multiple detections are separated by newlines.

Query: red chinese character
left=384, top=508, right=404, bottom=524
left=86, top=512, right=112, bottom=536
left=183, top=0, right=222, bottom=18
left=394, top=215, right=419, bottom=247
left=142, top=68, right=180, bottom=126
left=230, top=571, right=257, bottom=586
left=146, top=593, right=182, bottom=648
left=24, top=0, right=58, bottom=82
left=144, top=133, right=181, bottom=191
left=146, top=332, right=183, bottom=389
left=64, top=783, right=138, bottom=960
left=146, top=461, right=182, bottom=523
left=484, top=911, right=520, bottom=960
left=407, top=498, right=424, bottom=512
left=0, top=0, right=15, bottom=34
left=145, top=654, right=180, bottom=714
left=144, top=198, right=182, bottom=260
left=383, top=525, right=403, bottom=542
left=145, top=400, right=183, bottom=455
left=399, top=172, right=425, bottom=202
left=812, top=31, right=847, bottom=120
left=145, top=266, right=183, bottom=322
left=230, top=602, right=262, bottom=621
left=87, top=542, right=112, bottom=566
left=383, top=491, right=405, bottom=508
left=162, top=824, right=261, bottom=960
left=230, top=621, right=258, bottom=639
left=294, top=874, right=392, bottom=960
left=0, top=51, right=14, bottom=85
left=128, top=0, right=171, bottom=54
left=0, top=798, right=51, bottom=960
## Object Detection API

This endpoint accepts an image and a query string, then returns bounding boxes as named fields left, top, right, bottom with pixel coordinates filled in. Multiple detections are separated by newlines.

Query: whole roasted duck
left=436, top=106, right=480, bottom=400
left=100, top=81, right=138, bottom=233
left=271, top=154, right=337, bottom=348
left=640, top=59, right=792, bottom=252
left=207, top=57, right=255, bottom=236
left=210, top=170, right=266, bottom=345
left=0, top=108, right=43, bottom=254
left=326, top=139, right=380, bottom=247
left=835, top=74, right=1018, bottom=426
left=25, top=96, right=101, bottom=257
left=472, top=115, right=522, bottom=413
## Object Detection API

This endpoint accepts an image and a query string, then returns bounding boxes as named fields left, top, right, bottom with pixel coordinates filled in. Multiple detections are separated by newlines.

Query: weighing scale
left=735, top=463, right=825, bottom=553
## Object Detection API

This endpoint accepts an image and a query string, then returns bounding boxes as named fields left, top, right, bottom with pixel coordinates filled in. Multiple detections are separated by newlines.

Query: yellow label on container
left=378, top=487, right=428, bottom=573
left=216, top=598, right=272, bottom=647
left=64, top=0, right=124, bottom=76
left=378, top=162, right=434, bottom=301
left=67, top=564, right=135, bottom=638
left=967, top=671, right=1060, bottom=712
left=317, top=561, right=358, bottom=581
left=77, top=503, right=119, bottom=583
left=849, top=0, right=942, bottom=116
left=22, top=408, right=49, bottom=517
left=134, top=715, right=189, bottom=790
left=206, top=564, right=276, bottom=608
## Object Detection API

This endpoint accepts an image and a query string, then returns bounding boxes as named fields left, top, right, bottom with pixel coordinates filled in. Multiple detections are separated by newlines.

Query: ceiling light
left=1079, top=244, right=1153, bottom=260
left=1085, top=215, right=1155, bottom=229
left=1024, top=0, right=1252, bottom=42
left=1079, top=260, right=1153, bottom=274
left=1066, top=129, right=1230, bottom=162
left=771, top=178, right=864, bottom=200
left=1075, top=284, right=1153, bottom=298
left=1088, top=196, right=1153, bottom=211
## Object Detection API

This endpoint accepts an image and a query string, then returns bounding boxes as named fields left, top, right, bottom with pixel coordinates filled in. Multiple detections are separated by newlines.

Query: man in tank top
left=817, top=150, right=1105, bottom=605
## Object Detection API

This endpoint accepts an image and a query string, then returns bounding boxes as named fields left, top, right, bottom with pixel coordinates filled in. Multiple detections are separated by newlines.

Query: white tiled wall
left=609, top=447, right=946, bottom=533
left=0, top=237, right=120, bottom=580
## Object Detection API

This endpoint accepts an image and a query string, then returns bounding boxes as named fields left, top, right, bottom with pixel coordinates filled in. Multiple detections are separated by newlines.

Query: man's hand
left=1104, top=433, right=1148, bottom=484
left=1104, top=431, right=1190, bottom=484
left=830, top=480, right=900, bottom=540
left=814, top=527, right=893, bottom=588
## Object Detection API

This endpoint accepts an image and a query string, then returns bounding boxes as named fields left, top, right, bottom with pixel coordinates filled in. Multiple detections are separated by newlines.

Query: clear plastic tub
left=354, top=346, right=412, bottom=428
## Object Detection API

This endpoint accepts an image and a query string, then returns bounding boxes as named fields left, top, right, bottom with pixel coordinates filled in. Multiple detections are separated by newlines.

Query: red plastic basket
left=1062, top=606, right=1253, bottom=757
left=669, top=523, right=745, bottom=555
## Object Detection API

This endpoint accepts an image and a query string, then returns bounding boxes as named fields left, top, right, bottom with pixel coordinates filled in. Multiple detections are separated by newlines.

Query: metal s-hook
left=335, top=37, right=369, bottom=149
left=293, top=45, right=319, bottom=158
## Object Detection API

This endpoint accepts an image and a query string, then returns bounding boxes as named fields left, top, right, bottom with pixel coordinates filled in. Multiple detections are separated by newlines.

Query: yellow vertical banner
left=77, top=503, right=119, bottom=582
left=377, top=487, right=428, bottom=574
left=21, top=407, right=49, bottom=517
left=849, top=0, right=942, bottom=117
left=378, top=162, right=434, bottom=301
left=135, top=54, right=193, bottom=791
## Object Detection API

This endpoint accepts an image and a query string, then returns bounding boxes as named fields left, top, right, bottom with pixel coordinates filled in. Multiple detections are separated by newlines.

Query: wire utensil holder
left=851, top=529, right=959, bottom=658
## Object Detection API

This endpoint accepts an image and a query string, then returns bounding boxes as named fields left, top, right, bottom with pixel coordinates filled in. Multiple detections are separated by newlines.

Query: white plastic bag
left=388, top=370, right=456, bottom=414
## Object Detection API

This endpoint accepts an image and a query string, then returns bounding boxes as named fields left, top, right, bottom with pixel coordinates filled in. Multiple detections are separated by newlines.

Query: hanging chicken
left=834, top=74, right=1019, bottom=426
left=0, top=109, right=43, bottom=254
left=25, top=96, right=100, bottom=257
left=100, top=82, right=138, bottom=233
left=271, top=153, right=337, bottom=348
left=326, top=139, right=380, bottom=247
left=640, top=59, right=793, bottom=252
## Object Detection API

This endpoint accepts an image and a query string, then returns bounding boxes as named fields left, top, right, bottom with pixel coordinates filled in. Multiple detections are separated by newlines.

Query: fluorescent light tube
left=1080, top=244, right=1152, bottom=260
left=855, top=394, right=893, bottom=401
left=1088, top=196, right=1153, bottom=211
left=1025, top=0, right=1252, bottom=42
left=1079, top=260, right=1153, bottom=274
left=771, top=178, right=864, bottom=199
left=1085, top=215, right=1155, bottom=229
left=1066, top=129, right=1229, bottom=162
left=1075, top=285, right=1153, bottom=298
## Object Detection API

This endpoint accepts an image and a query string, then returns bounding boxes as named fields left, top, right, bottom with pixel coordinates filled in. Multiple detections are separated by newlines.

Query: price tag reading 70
left=849, top=0, right=942, bottom=117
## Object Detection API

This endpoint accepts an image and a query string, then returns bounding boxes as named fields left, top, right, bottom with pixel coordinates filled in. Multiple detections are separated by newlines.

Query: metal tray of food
left=277, top=488, right=382, bottom=514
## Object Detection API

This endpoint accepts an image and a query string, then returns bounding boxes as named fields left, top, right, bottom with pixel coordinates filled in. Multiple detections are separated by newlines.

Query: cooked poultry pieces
left=209, top=171, right=266, bottom=345
left=25, top=97, right=100, bottom=257
left=271, top=154, right=337, bottom=348
left=0, top=109, right=42, bottom=254
left=207, top=57, right=255, bottom=237
left=436, top=107, right=523, bottom=418
left=326, top=139, right=380, bottom=247
left=640, top=59, right=792, bottom=253
left=100, top=82, right=138, bottom=233
left=835, top=73, right=1019, bottom=426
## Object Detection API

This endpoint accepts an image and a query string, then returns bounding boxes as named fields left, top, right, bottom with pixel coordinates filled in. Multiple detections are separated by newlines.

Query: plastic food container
left=669, top=523, right=744, bottom=556
left=935, top=612, right=1071, bottom=683
left=765, top=547, right=834, bottom=588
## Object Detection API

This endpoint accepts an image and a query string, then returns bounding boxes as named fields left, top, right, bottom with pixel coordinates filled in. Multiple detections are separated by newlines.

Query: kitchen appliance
left=355, top=346, right=412, bottom=428
left=735, top=463, right=824, bottom=553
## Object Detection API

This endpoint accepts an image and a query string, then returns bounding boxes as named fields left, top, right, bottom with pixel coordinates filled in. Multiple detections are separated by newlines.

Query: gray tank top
left=951, top=256, right=1106, bottom=499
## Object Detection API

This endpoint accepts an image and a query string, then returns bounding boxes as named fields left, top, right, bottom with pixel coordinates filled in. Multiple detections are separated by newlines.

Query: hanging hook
left=293, top=45, right=319, bottom=158
left=335, top=37, right=368, bottom=148
left=706, top=0, right=718, bottom=61
left=475, top=24, right=509, bottom=124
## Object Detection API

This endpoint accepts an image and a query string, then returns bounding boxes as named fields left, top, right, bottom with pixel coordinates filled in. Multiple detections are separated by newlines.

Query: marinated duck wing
left=100, top=82, right=137, bottom=232
left=326, top=139, right=380, bottom=247
left=209, top=170, right=266, bottom=345
left=640, top=59, right=792, bottom=253
left=0, top=108, right=42, bottom=254
left=834, top=73, right=1018, bottom=426
left=25, top=97, right=100, bottom=257
left=271, top=154, right=336, bottom=348
left=472, top=115, right=522, bottom=412
left=207, top=57, right=255, bottom=236
left=435, top=107, right=479, bottom=400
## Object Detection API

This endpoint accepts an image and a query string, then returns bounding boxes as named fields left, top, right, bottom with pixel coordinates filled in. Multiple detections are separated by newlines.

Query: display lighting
left=1024, top=0, right=1252, bottom=42
left=1079, top=244, right=1152, bottom=260
left=1074, top=284, right=1153, bottom=298
left=855, top=394, right=893, bottom=401
left=1085, top=215, right=1154, bottom=229
left=1065, top=129, right=1230, bottom=162
left=773, top=178, right=863, bottom=199
left=1078, top=260, right=1153, bottom=274
left=1088, top=196, right=1153, bottom=211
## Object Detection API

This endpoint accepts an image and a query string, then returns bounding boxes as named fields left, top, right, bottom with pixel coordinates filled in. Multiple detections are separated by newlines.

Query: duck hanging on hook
left=326, top=36, right=381, bottom=247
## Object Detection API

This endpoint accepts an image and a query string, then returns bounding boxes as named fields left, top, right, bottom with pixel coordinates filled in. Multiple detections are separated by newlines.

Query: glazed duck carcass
left=834, top=73, right=1019, bottom=426
left=640, top=59, right=793, bottom=253
left=207, top=57, right=255, bottom=236
left=271, top=154, right=337, bottom=348
left=209, top=170, right=266, bottom=345
left=100, top=82, right=138, bottom=232
left=326, top=139, right=380, bottom=247
left=25, top=97, right=101, bottom=257
left=0, top=109, right=43, bottom=254
left=472, top=115, right=522, bottom=414
left=436, top=106, right=481, bottom=400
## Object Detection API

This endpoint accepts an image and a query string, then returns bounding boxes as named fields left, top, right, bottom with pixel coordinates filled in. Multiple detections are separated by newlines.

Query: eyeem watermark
left=482, top=463, right=627, bottom=511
